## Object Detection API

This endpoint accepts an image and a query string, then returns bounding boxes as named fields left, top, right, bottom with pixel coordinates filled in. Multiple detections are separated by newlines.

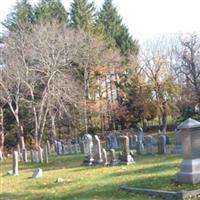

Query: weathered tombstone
left=138, top=128, right=144, bottom=143
left=61, top=143, right=65, bottom=155
left=46, top=140, right=51, bottom=155
left=38, top=147, right=44, bottom=163
left=136, top=140, right=144, bottom=155
left=176, top=118, right=200, bottom=184
left=67, top=139, right=72, bottom=154
left=30, top=149, right=34, bottom=162
left=75, top=144, right=80, bottom=153
left=93, top=135, right=103, bottom=164
left=82, top=134, right=94, bottom=165
left=44, top=145, right=48, bottom=164
left=158, top=135, right=166, bottom=154
left=172, top=129, right=182, bottom=154
left=119, top=136, right=134, bottom=164
left=145, top=136, right=153, bottom=155
left=80, top=141, right=84, bottom=154
left=129, top=135, right=134, bottom=149
left=132, top=135, right=138, bottom=149
left=55, top=177, right=64, bottom=183
left=12, top=151, right=18, bottom=176
left=102, top=148, right=109, bottom=165
left=54, top=140, right=57, bottom=153
left=32, top=168, right=42, bottom=178
left=109, top=149, right=118, bottom=165
left=22, top=148, right=28, bottom=162
left=56, top=141, right=62, bottom=155
left=71, top=145, right=76, bottom=154
left=106, top=133, right=118, bottom=149
left=34, top=150, right=39, bottom=163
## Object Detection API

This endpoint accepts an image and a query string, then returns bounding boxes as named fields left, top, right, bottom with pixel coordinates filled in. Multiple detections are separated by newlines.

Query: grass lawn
left=1, top=151, right=200, bottom=200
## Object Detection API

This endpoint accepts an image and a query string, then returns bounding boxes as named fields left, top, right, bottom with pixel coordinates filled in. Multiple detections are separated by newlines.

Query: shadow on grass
left=0, top=193, right=29, bottom=200
left=19, top=154, right=84, bottom=171
left=26, top=181, right=162, bottom=200
left=121, top=172, right=200, bottom=192
left=109, top=162, right=178, bottom=178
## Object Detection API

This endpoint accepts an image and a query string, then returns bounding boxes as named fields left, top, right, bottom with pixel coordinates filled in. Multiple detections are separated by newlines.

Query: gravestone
left=54, top=140, right=58, bottom=153
left=61, top=143, right=65, bottom=155
left=44, top=145, right=48, bottom=164
left=132, top=135, right=138, bottom=149
left=75, top=144, right=81, bottom=153
left=102, top=148, right=109, bottom=165
left=176, top=118, right=200, bottom=184
left=55, top=177, right=64, bottom=183
left=93, top=135, right=103, bottom=164
left=82, top=134, right=94, bottom=165
left=106, top=133, right=118, bottom=149
left=71, top=145, right=76, bottom=154
left=67, top=139, right=72, bottom=154
left=119, top=136, right=134, bottom=164
left=56, top=141, right=62, bottom=155
left=110, top=149, right=118, bottom=165
left=80, top=141, right=84, bottom=154
left=158, top=135, right=166, bottom=154
left=145, top=136, right=153, bottom=155
left=22, top=148, right=28, bottom=162
left=172, top=129, right=182, bottom=154
left=138, top=128, right=144, bottom=143
left=136, top=140, right=144, bottom=155
left=35, top=150, right=39, bottom=163
left=32, top=168, right=42, bottom=178
left=12, top=151, right=18, bottom=176
left=129, top=135, right=134, bottom=149
left=30, top=149, right=34, bottom=162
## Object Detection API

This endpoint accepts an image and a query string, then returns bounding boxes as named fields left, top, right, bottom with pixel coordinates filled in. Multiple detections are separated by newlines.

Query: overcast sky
left=1, top=0, right=200, bottom=41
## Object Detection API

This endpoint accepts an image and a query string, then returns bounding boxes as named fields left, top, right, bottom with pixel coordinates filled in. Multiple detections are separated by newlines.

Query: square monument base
left=176, top=159, right=200, bottom=184
left=172, top=145, right=182, bottom=154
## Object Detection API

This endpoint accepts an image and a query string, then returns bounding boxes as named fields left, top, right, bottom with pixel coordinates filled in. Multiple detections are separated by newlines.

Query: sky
left=1, top=0, right=200, bottom=41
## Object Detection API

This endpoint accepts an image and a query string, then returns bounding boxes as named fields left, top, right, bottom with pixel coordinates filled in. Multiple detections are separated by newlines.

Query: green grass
left=1, top=151, right=200, bottom=200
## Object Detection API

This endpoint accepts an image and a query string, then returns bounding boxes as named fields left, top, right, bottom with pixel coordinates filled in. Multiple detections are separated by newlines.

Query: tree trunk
left=51, top=114, right=57, bottom=140
left=17, top=124, right=25, bottom=150
left=161, top=100, right=167, bottom=134
left=84, top=65, right=89, bottom=133
left=0, top=107, right=4, bottom=160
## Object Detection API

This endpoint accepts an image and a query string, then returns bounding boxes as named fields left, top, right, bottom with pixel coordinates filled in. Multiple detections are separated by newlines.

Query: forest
left=0, top=0, right=199, bottom=156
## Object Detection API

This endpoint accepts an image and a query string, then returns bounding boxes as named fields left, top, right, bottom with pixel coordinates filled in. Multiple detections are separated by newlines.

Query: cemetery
left=1, top=0, right=200, bottom=200
left=2, top=119, right=200, bottom=200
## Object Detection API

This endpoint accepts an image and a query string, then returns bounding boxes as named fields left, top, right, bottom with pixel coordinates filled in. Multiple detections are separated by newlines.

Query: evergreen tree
left=70, top=0, right=95, bottom=32
left=3, top=0, right=34, bottom=31
left=35, top=0, right=68, bottom=23
left=116, top=25, right=138, bottom=56
left=96, top=0, right=138, bottom=55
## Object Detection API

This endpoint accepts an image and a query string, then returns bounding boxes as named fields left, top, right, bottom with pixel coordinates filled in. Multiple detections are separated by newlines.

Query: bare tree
left=4, top=21, right=82, bottom=148
left=0, top=106, right=4, bottom=160
left=0, top=38, right=26, bottom=152
left=175, top=34, right=200, bottom=105
left=140, top=38, right=179, bottom=132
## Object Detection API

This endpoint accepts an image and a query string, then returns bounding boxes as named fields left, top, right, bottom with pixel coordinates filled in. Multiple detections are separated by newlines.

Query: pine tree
left=3, top=0, right=34, bottom=31
left=70, top=0, right=95, bottom=32
left=116, top=25, right=138, bottom=56
left=96, top=0, right=138, bottom=55
left=35, top=0, right=68, bottom=23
